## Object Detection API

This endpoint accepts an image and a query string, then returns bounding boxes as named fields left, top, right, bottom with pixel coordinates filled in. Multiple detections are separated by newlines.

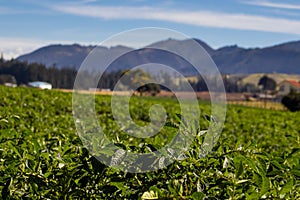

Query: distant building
left=277, top=80, right=300, bottom=96
left=4, top=83, right=17, bottom=88
left=28, top=81, right=52, bottom=90
left=88, top=88, right=101, bottom=91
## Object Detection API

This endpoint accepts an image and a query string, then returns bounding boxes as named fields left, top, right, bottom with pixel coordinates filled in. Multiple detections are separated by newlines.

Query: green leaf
left=287, top=148, right=300, bottom=158
left=7, top=141, right=22, bottom=159
left=280, top=179, right=294, bottom=194
left=238, top=155, right=257, bottom=173
left=191, top=192, right=205, bottom=200
left=245, top=192, right=260, bottom=200
left=110, top=181, right=128, bottom=193
left=260, top=175, right=270, bottom=196
left=235, top=160, right=243, bottom=179
left=267, top=170, right=283, bottom=177
left=270, top=160, right=283, bottom=170
left=291, top=169, right=300, bottom=177
left=165, top=121, right=179, bottom=129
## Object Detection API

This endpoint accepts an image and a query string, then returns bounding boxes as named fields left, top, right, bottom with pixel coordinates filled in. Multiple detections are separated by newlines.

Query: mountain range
left=17, top=39, right=300, bottom=75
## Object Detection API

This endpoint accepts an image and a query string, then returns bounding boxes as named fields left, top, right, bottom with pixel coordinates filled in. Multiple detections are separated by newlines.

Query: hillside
left=17, top=39, right=300, bottom=74
left=239, top=73, right=300, bottom=86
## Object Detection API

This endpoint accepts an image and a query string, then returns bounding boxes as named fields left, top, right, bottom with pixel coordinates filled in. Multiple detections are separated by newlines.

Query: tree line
left=0, top=59, right=266, bottom=93
left=0, top=59, right=77, bottom=89
left=0, top=59, right=124, bottom=90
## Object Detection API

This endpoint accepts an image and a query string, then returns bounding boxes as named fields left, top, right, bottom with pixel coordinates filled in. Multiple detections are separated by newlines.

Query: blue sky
left=1, top=0, right=300, bottom=59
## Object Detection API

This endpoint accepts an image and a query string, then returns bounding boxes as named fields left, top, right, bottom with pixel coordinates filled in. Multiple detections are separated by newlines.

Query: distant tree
left=160, top=71, right=173, bottom=91
left=191, top=76, right=208, bottom=92
left=98, top=70, right=123, bottom=90
left=0, top=74, right=16, bottom=84
left=281, top=90, right=300, bottom=112
left=224, top=79, right=238, bottom=93
left=240, top=83, right=259, bottom=93
left=0, top=60, right=78, bottom=89
left=120, top=69, right=160, bottom=96
left=137, top=83, right=160, bottom=96
left=258, top=75, right=276, bottom=91
left=0, top=52, right=3, bottom=63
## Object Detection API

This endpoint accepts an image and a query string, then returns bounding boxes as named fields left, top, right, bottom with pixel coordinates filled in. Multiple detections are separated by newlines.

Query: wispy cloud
left=265, top=9, right=300, bottom=17
left=51, top=4, right=300, bottom=35
left=0, top=37, right=80, bottom=59
left=243, top=0, right=300, bottom=10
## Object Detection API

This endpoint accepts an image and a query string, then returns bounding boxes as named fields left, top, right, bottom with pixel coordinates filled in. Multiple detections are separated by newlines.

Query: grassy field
left=0, top=86, right=299, bottom=199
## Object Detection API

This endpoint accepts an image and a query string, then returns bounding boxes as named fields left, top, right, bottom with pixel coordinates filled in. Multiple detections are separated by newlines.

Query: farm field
left=0, top=86, right=299, bottom=199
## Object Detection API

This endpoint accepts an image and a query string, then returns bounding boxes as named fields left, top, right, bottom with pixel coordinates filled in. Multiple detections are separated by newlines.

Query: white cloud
left=0, top=38, right=43, bottom=59
left=243, top=0, right=300, bottom=10
left=0, top=38, right=81, bottom=59
left=51, top=4, right=300, bottom=35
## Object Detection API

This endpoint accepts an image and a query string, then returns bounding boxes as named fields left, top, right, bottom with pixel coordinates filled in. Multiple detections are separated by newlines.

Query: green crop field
left=0, top=86, right=299, bottom=199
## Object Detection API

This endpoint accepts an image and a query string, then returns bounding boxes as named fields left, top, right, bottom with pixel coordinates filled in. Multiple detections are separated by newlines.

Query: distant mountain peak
left=16, top=39, right=300, bottom=74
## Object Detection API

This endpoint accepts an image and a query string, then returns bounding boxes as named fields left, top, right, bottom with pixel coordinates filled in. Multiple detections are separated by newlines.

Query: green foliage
left=282, top=90, right=300, bottom=111
left=0, top=60, right=77, bottom=88
left=0, top=86, right=299, bottom=199
left=0, top=74, right=16, bottom=84
left=120, top=69, right=160, bottom=96
left=258, top=75, right=277, bottom=91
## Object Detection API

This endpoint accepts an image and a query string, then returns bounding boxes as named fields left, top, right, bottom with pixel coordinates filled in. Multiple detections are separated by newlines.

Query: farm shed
left=277, top=80, right=300, bottom=96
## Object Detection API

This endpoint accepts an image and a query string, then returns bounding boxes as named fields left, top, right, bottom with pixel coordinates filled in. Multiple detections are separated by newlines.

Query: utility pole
left=264, top=89, right=267, bottom=109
